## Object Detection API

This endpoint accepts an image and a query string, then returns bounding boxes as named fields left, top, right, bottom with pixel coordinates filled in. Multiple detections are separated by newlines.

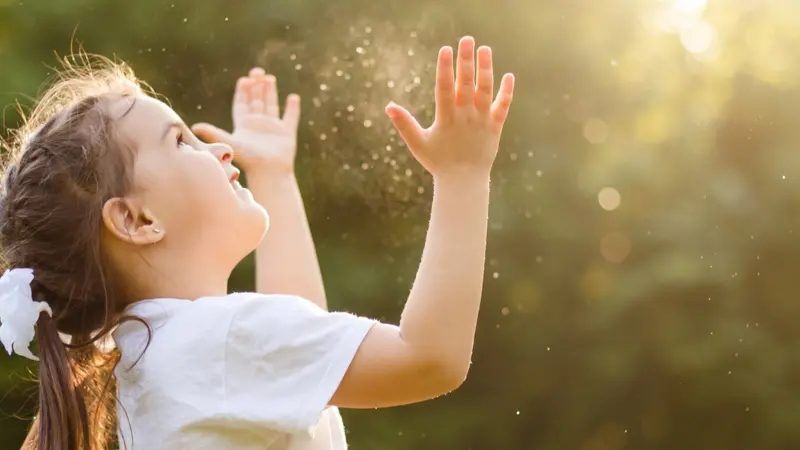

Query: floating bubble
left=598, top=187, right=621, bottom=211
left=601, top=232, right=631, bottom=263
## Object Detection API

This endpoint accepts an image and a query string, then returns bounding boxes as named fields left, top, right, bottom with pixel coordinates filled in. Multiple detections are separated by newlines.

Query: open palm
left=193, top=68, right=300, bottom=174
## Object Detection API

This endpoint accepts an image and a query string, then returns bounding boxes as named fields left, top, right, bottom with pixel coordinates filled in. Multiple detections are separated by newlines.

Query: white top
left=113, top=292, right=375, bottom=450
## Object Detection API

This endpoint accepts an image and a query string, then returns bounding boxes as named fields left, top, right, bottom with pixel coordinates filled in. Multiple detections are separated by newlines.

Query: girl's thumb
left=385, top=103, right=423, bottom=150
left=191, top=123, right=233, bottom=144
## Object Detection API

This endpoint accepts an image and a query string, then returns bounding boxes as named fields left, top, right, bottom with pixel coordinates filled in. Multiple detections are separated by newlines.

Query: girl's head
left=1, top=54, right=268, bottom=449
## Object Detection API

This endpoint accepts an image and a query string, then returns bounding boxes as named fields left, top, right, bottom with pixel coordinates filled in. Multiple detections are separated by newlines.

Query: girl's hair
left=1, top=53, right=150, bottom=450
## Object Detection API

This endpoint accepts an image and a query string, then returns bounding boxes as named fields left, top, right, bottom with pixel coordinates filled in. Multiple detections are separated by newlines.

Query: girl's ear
left=102, top=197, right=165, bottom=246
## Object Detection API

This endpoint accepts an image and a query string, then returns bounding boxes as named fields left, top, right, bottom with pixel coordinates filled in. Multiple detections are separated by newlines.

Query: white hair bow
left=0, top=268, right=52, bottom=361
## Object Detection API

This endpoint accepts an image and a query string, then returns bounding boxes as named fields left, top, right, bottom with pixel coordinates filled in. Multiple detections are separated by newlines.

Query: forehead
left=110, top=95, right=182, bottom=145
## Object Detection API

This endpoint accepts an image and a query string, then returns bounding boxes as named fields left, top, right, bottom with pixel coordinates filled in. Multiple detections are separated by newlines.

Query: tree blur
left=2, top=0, right=800, bottom=449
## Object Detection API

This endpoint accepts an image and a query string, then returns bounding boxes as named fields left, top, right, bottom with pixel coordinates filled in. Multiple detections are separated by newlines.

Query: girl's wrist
left=243, top=165, right=296, bottom=183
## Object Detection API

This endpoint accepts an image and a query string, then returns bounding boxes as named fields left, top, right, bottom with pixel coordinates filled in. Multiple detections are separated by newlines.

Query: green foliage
left=3, top=0, right=800, bottom=448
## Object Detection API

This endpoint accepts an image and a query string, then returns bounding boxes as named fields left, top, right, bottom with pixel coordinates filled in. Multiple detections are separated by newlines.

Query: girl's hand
left=385, top=36, right=514, bottom=180
left=192, top=68, right=300, bottom=175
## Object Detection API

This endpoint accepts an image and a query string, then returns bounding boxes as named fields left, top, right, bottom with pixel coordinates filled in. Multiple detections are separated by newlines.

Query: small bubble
left=346, top=105, right=355, bottom=112
left=365, top=26, right=372, bottom=33
left=290, top=54, right=297, bottom=60
left=515, top=410, right=520, bottom=415
left=598, top=187, right=621, bottom=211
left=492, top=272, right=499, bottom=279
left=183, top=18, right=188, bottom=23
left=611, top=59, right=617, bottom=66
left=224, top=17, right=229, bottom=21
left=361, top=162, right=370, bottom=170
left=410, top=31, right=418, bottom=38
left=356, top=47, right=365, bottom=54
left=320, top=133, right=327, bottom=141
left=782, top=175, right=787, bottom=179
left=363, top=120, right=373, bottom=128
left=387, top=80, right=395, bottom=88
left=196, top=105, right=202, bottom=110
left=413, top=76, right=421, bottom=84
left=536, top=170, right=543, bottom=177
left=408, top=49, right=415, bottom=56
left=336, top=70, right=344, bottom=77
left=501, top=307, right=510, bottom=315
left=417, top=186, right=425, bottom=194
left=343, top=163, right=351, bottom=170
left=320, top=84, right=329, bottom=91
left=583, top=118, right=609, bottom=144
left=546, top=347, right=551, bottom=351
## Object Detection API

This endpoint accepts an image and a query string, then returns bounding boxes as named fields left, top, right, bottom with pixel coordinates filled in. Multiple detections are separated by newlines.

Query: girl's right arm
left=329, top=36, right=515, bottom=409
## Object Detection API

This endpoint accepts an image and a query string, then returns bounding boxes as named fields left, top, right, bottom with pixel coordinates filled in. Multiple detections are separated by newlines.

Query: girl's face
left=108, top=95, right=268, bottom=292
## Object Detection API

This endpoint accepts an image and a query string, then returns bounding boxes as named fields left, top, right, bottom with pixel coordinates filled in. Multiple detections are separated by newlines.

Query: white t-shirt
left=112, top=292, right=375, bottom=450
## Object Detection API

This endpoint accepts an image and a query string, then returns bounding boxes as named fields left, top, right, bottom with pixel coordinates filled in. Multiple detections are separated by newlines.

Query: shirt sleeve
left=223, top=294, right=375, bottom=434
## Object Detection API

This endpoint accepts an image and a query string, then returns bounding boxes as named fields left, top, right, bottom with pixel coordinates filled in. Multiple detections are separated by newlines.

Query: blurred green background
left=3, top=0, right=800, bottom=449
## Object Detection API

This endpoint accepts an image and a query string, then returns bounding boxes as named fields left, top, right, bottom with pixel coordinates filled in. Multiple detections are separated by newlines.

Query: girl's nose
left=210, top=143, right=234, bottom=163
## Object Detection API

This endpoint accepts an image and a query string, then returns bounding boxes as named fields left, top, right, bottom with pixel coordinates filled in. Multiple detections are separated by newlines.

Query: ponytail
left=22, top=313, right=118, bottom=450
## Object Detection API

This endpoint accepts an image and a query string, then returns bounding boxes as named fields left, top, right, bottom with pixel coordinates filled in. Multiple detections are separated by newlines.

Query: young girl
left=0, top=36, right=514, bottom=449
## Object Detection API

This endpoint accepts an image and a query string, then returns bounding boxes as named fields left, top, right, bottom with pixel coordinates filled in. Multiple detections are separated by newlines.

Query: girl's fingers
left=250, top=80, right=266, bottom=115
left=475, top=46, right=494, bottom=112
left=386, top=103, right=425, bottom=151
left=248, top=68, right=267, bottom=114
left=265, top=75, right=280, bottom=118
left=282, top=94, right=301, bottom=130
left=233, top=77, right=251, bottom=122
left=455, top=36, right=476, bottom=107
left=491, top=73, right=515, bottom=127
left=434, top=46, right=455, bottom=123
left=191, top=123, right=235, bottom=145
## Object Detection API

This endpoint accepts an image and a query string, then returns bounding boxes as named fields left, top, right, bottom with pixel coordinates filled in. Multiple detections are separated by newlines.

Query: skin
left=101, top=95, right=268, bottom=301
left=102, top=35, right=514, bottom=408
left=192, top=68, right=327, bottom=309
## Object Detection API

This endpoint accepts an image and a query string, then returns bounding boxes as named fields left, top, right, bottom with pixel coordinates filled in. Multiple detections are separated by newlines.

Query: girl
left=0, top=36, right=514, bottom=449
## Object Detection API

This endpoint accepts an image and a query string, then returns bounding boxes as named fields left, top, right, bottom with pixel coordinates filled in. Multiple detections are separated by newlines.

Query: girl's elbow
left=425, top=357, right=470, bottom=394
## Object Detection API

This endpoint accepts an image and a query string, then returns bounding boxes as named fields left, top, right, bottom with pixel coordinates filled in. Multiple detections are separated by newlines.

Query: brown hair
left=1, top=53, right=150, bottom=450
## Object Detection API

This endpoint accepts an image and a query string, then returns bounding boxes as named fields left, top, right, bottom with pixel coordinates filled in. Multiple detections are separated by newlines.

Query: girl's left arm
left=248, top=170, right=327, bottom=309
left=192, top=69, right=326, bottom=309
